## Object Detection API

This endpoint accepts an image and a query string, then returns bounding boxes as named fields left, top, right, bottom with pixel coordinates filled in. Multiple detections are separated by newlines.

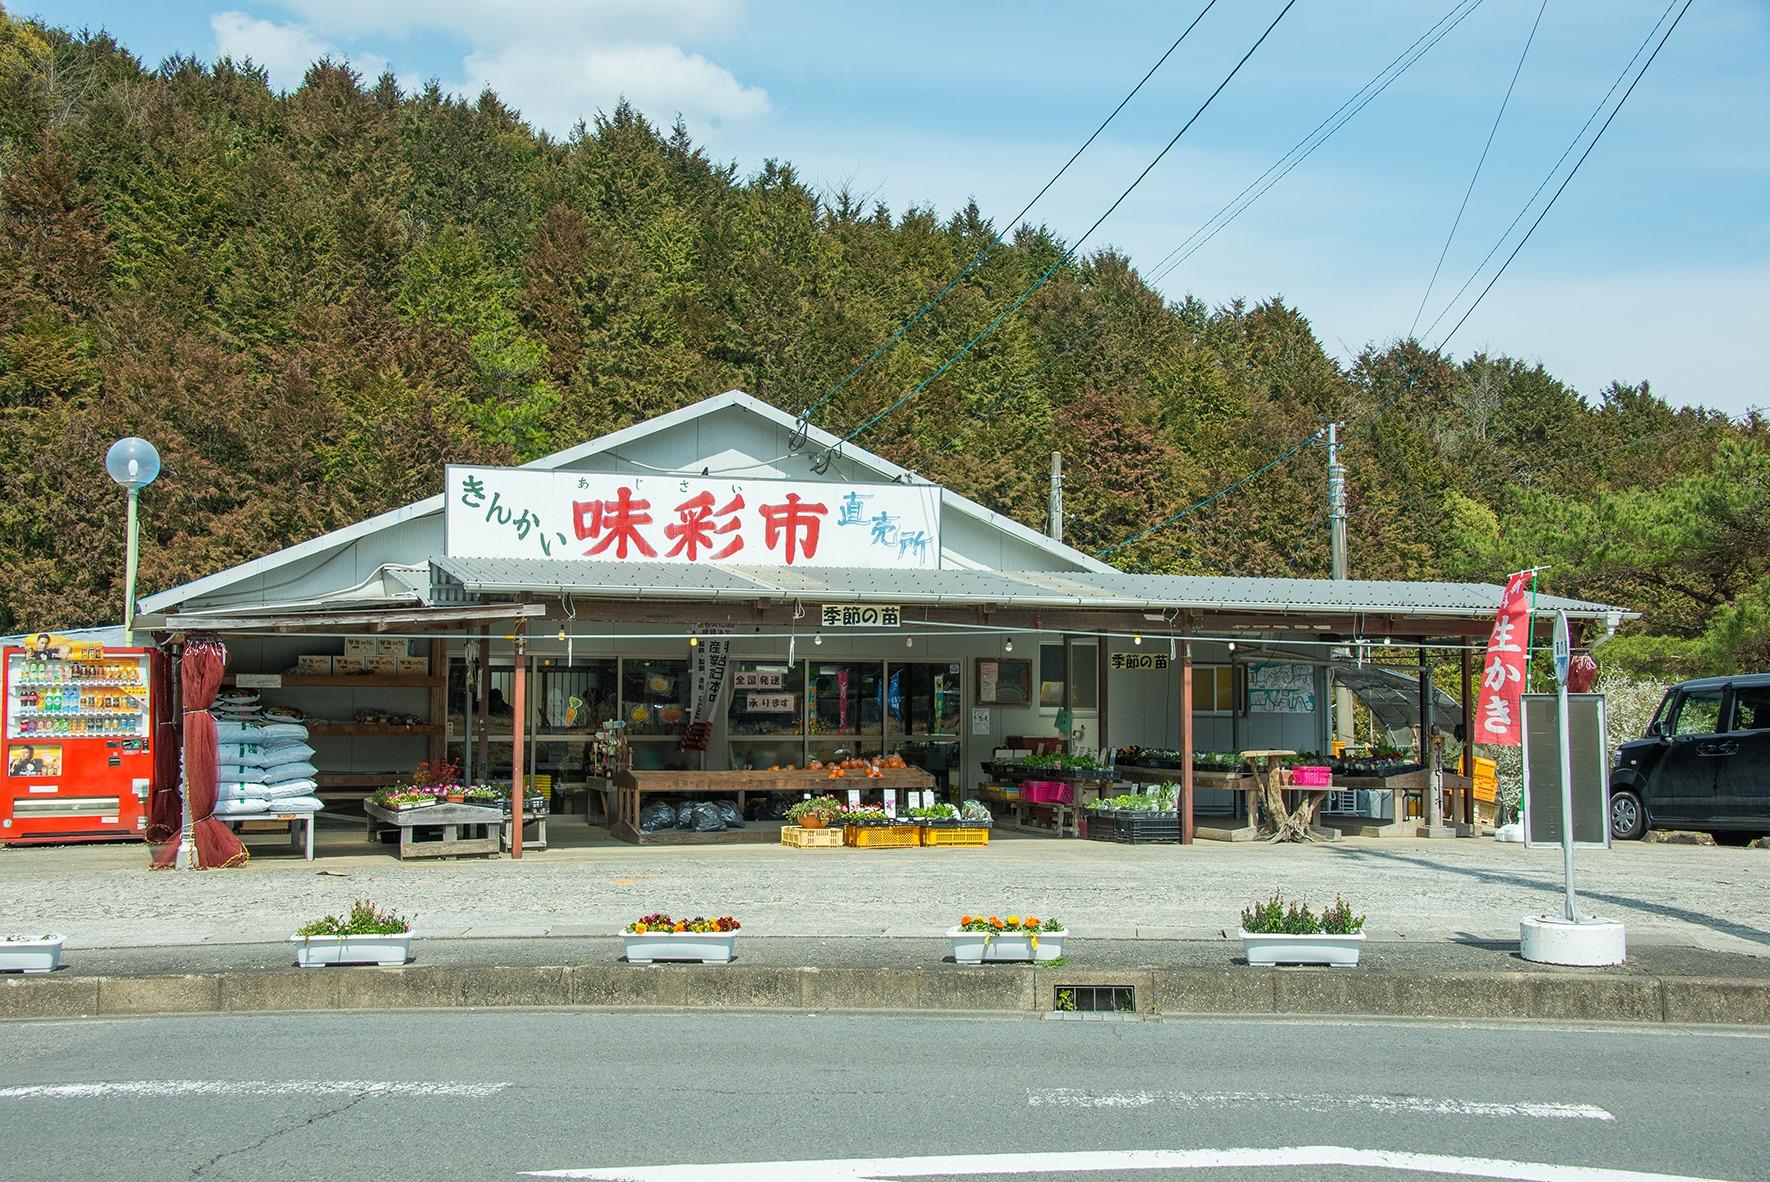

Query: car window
left=1729, top=686, right=1770, bottom=731
left=1671, top=690, right=1723, bottom=736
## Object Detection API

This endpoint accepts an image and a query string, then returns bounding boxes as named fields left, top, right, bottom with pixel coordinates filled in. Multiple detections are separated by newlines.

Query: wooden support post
left=511, top=622, right=527, bottom=860
left=475, top=629, right=491, bottom=783
left=1180, top=637, right=1195, bottom=845
left=1460, top=644, right=1475, bottom=826
left=1097, top=638, right=1110, bottom=753
left=427, top=637, right=447, bottom=768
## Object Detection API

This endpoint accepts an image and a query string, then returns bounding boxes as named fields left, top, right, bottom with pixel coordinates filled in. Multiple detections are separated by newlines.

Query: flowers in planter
left=2, top=933, right=57, bottom=942
left=783, top=795, right=843, bottom=824
left=841, top=805, right=896, bottom=824
left=1239, top=891, right=1365, bottom=935
left=958, top=913, right=1064, bottom=953
left=625, top=913, right=741, bottom=934
left=296, top=899, right=412, bottom=938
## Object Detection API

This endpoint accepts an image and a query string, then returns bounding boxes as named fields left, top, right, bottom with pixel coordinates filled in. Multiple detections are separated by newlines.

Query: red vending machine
left=2, top=638, right=157, bottom=844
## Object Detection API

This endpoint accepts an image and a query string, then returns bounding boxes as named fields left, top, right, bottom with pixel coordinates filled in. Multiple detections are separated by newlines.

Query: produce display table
left=1240, top=750, right=1339, bottom=843
left=611, top=767, right=935, bottom=844
left=979, top=786, right=1081, bottom=837
left=501, top=798, right=551, bottom=852
left=226, top=813, right=315, bottom=860
left=363, top=801, right=503, bottom=860
left=1323, top=769, right=1478, bottom=837
left=1115, top=764, right=1251, bottom=835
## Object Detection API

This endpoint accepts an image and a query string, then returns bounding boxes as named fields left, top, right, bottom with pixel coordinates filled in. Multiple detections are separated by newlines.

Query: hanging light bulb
left=1004, top=638, right=1014, bottom=653
left=557, top=625, right=567, bottom=642
left=1227, top=641, right=1238, bottom=652
left=689, top=635, right=700, bottom=648
left=905, top=636, right=914, bottom=648
left=1133, top=633, right=1143, bottom=646
left=813, top=633, right=824, bottom=646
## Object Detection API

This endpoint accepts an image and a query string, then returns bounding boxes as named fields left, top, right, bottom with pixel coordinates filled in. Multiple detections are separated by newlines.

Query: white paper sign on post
left=846, top=789, right=860, bottom=808
left=883, top=789, right=897, bottom=816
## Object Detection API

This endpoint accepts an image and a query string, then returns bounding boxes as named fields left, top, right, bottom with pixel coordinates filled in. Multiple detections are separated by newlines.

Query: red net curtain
left=151, top=637, right=247, bottom=869
left=145, top=645, right=181, bottom=844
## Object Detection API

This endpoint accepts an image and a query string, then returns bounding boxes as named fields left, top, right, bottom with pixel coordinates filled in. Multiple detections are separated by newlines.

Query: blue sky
left=34, top=0, right=1770, bottom=413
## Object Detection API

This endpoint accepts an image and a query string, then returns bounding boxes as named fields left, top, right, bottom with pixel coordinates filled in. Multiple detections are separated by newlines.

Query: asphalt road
left=0, top=1010, right=1763, bottom=1181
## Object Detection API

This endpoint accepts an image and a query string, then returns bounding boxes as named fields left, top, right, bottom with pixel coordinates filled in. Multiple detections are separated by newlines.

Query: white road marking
left=1028, top=1087, right=1615, bottom=1121
left=523, top=1145, right=1736, bottom=1181
left=0, top=1079, right=510, bottom=1101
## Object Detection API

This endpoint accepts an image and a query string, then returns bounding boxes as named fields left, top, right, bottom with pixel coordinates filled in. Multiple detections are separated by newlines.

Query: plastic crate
left=919, top=825, right=990, bottom=847
left=1290, top=765, right=1332, bottom=787
left=781, top=825, right=844, bottom=848
left=1083, top=809, right=1179, bottom=845
left=1021, top=780, right=1075, bottom=804
left=844, top=823, right=920, bottom=849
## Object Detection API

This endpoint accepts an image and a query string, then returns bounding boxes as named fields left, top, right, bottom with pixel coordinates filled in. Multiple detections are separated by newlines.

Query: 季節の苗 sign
left=444, top=467, right=942, bottom=568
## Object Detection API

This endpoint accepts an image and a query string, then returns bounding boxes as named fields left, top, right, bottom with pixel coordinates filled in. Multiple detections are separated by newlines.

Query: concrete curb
left=6, top=963, right=1770, bottom=1025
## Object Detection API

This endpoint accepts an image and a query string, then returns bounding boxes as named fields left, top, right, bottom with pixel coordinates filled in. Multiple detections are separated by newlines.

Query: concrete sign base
left=1520, top=914, right=1627, bottom=966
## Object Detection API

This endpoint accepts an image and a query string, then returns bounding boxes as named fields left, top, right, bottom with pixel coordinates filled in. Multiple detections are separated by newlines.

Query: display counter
left=611, top=766, right=935, bottom=844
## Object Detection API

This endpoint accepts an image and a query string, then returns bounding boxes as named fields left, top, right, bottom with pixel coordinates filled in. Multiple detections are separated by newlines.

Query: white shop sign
left=733, top=670, right=785, bottom=690
left=745, top=693, right=796, bottom=713
left=819, top=604, right=901, bottom=628
left=444, top=466, right=941, bottom=568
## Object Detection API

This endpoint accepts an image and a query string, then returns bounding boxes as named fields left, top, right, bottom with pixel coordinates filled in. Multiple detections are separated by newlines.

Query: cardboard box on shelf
left=376, top=638, right=409, bottom=659
left=397, top=655, right=429, bottom=675
left=295, top=655, right=330, bottom=675
left=342, top=637, right=376, bottom=659
left=364, top=655, right=401, bottom=677
left=331, top=656, right=365, bottom=675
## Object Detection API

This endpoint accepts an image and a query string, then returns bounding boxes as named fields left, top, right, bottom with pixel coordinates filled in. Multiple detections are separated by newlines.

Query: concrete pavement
left=4, top=819, right=1768, bottom=954
left=1, top=1010, right=1763, bottom=1181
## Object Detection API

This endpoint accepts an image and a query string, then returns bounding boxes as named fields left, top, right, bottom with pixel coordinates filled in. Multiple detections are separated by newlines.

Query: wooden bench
left=363, top=801, right=504, bottom=860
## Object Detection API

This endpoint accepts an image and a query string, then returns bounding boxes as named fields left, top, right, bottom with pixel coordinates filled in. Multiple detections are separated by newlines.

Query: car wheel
left=1609, top=790, right=1647, bottom=840
left=1713, top=830, right=1755, bottom=847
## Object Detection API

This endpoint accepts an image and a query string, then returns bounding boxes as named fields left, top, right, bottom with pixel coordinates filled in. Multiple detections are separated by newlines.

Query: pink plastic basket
left=1289, top=765, right=1332, bottom=787
left=1021, top=779, right=1075, bottom=804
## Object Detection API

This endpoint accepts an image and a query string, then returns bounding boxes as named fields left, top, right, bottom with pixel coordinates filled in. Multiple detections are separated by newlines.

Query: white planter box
left=0, top=935, right=65, bottom=975
left=948, top=928, right=1066, bottom=965
left=291, top=932, right=413, bottom=968
left=1239, top=929, right=1364, bottom=968
left=622, top=931, right=737, bottom=964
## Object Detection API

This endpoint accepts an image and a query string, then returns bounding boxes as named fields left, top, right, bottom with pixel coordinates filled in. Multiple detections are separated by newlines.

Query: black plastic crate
left=1084, top=809, right=1179, bottom=844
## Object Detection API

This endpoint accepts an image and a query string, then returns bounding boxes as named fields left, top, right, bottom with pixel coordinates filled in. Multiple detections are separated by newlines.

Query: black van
left=1609, top=674, right=1770, bottom=845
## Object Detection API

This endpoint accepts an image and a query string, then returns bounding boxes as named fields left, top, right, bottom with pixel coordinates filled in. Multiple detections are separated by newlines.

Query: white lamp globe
left=105, top=437, right=161, bottom=490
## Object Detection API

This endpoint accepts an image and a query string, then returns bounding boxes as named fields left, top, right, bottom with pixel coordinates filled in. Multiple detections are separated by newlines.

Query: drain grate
left=1052, top=984, right=1135, bottom=1014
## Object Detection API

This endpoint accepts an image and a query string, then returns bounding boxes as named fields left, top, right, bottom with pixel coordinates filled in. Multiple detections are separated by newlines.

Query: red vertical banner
left=1475, top=571, right=1535, bottom=746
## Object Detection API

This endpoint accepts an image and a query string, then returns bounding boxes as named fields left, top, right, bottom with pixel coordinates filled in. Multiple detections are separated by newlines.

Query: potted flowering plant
left=0, top=933, right=65, bottom=975
left=622, top=913, right=742, bottom=964
left=291, top=899, right=413, bottom=968
left=412, top=759, right=465, bottom=803
left=784, top=795, right=843, bottom=829
left=372, top=785, right=440, bottom=811
left=840, top=805, right=895, bottom=826
left=949, top=914, right=1065, bottom=964
left=1238, top=891, right=1365, bottom=967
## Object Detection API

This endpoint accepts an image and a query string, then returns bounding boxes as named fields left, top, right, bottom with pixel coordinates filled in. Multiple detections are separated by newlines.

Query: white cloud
left=211, top=10, right=390, bottom=91
left=240, top=0, right=768, bottom=134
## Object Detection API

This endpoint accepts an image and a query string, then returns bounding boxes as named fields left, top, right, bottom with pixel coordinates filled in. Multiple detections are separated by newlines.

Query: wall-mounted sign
left=976, top=658, right=1031, bottom=705
left=733, top=670, right=785, bottom=691
left=1109, top=652, right=1170, bottom=671
left=745, top=693, right=796, bottom=713
left=445, top=466, right=941, bottom=568
left=1248, top=662, right=1316, bottom=714
left=820, top=604, right=901, bottom=628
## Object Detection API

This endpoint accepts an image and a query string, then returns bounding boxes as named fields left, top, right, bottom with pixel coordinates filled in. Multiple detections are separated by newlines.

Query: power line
left=821, top=0, right=1299, bottom=466
left=1417, top=0, right=1680, bottom=343
left=1408, top=0, right=1548, bottom=338
left=1432, top=0, right=1692, bottom=352
left=789, top=0, right=1221, bottom=445
left=1145, top=0, right=1486, bottom=288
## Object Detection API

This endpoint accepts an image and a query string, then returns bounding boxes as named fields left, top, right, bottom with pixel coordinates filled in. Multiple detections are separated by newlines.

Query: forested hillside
left=1, top=11, right=1763, bottom=674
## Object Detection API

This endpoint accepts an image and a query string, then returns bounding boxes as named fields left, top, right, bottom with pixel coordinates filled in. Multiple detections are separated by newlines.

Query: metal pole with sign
left=1553, top=612, right=1578, bottom=921
left=1519, top=610, right=1625, bottom=966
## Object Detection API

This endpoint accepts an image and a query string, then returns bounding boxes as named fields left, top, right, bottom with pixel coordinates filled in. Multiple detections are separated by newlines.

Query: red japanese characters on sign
left=1475, top=570, right=1535, bottom=747
left=445, top=467, right=942, bottom=569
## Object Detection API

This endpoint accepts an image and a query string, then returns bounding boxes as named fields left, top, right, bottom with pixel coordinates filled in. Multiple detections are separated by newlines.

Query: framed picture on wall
left=975, top=658, right=1032, bottom=705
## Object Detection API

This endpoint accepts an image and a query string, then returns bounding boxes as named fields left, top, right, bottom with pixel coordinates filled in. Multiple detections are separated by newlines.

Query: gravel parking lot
left=3, top=821, right=1766, bottom=953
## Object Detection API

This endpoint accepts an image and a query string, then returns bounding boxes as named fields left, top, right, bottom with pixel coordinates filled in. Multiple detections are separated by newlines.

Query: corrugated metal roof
left=428, top=557, right=1632, bottom=620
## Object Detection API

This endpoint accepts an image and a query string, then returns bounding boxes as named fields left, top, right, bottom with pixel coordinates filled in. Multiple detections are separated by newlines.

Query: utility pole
left=1048, top=452, right=1063, bottom=542
left=1325, top=422, right=1354, bottom=747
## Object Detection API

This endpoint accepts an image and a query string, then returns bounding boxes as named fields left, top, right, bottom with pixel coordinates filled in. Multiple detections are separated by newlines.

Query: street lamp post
left=105, top=438, right=171, bottom=860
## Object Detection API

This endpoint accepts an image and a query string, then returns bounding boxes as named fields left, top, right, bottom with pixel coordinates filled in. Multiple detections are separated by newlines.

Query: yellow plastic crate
left=781, top=825, right=844, bottom=848
left=843, top=824, right=919, bottom=849
left=919, top=826, right=990, bottom=847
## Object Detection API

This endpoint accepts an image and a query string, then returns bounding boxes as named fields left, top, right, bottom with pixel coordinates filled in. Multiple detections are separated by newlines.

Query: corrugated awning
left=428, top=556, right=1632, bottom=622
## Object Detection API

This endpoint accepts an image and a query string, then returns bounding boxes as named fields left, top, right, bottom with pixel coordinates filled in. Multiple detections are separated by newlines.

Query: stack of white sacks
left=212, top=690, right=323, bottom=817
